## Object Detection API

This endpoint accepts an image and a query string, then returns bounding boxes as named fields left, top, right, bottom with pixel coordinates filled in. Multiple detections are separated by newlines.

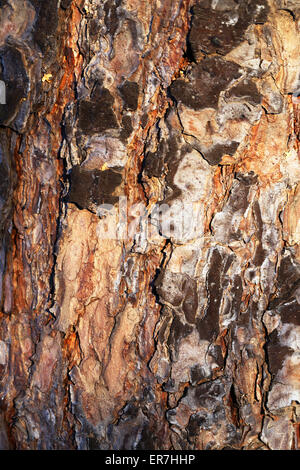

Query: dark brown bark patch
left=167, top=315, right=193, bottom=351
left=169, top=57, right=242, bottom=110
left=225, top=79, right=262, bottom=106
left=202, top=141, right=239, bottom=165
left=0, top=45, right=29, bottom=129
left=189, top=0, right=269, bottom=58
left=68, top=165, right=123, bottom=211
left=267, top=330, right=293, bottom=377
left=77, top=89, right=118, bottom=134
left=118, top=81, right=139, bottom=111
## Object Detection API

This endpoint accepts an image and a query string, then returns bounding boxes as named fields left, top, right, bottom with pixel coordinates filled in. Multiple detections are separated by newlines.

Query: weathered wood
left=0, top=0, right=299, bottom=450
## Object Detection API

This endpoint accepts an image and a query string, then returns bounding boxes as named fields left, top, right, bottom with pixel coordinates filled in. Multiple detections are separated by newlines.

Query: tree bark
left=0, top=0, right=300, bottom=450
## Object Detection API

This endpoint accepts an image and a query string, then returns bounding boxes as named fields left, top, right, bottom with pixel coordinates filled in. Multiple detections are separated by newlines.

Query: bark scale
left=0, top=0, right=300, bottom=450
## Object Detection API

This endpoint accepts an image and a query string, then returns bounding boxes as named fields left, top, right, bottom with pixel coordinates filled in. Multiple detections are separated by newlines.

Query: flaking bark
left=0, top=0, right=300, bottom=450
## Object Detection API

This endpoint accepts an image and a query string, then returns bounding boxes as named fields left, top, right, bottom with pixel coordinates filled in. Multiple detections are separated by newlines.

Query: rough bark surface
left=0, top=0, right=300, bottom=450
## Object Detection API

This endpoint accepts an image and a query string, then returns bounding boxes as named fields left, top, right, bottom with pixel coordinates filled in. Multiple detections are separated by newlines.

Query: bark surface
left=0, top=0, right=300, bottom=450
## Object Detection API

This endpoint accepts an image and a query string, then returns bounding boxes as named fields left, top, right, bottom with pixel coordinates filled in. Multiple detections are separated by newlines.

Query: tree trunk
left=0, top=0, right=300, bottom=450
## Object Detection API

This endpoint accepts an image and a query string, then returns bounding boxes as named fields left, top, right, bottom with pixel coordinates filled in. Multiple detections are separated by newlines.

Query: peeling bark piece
left=189, top=0, right=269, bottom=59
left=167, top=314, right=193, bottom=353
left=211, top=173, right=257, bottom=243
left=225, top=79, right=262, bottom=106
left=143, top=142, right=166, bottom=178
left=143, top=137, right=180, bottom=179
left=182, top=278, right=198, bottom=324
left=260, top=79, right=284, bottom=114
left=155, top=271, right=184, bottom=307
left=68, top=165, right=123, bottom=212
left=118, top=80, right=139, bottom=111
left=197, top=247, right=234, bottom=342
left=169, top=57, right=241, bottom=110
left=77, top=89, right=118, bottom=135
left=155, top=270, right=198, bottom=323
left=202, top=141, right=239, bottom=166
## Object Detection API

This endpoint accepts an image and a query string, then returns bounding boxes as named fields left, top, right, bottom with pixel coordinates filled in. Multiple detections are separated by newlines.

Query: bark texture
left=0, top=0, right=300, bottom=450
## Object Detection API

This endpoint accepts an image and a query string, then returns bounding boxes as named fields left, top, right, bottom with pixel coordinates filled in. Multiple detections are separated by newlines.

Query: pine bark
left=0, top=0, right=300, bottom=450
